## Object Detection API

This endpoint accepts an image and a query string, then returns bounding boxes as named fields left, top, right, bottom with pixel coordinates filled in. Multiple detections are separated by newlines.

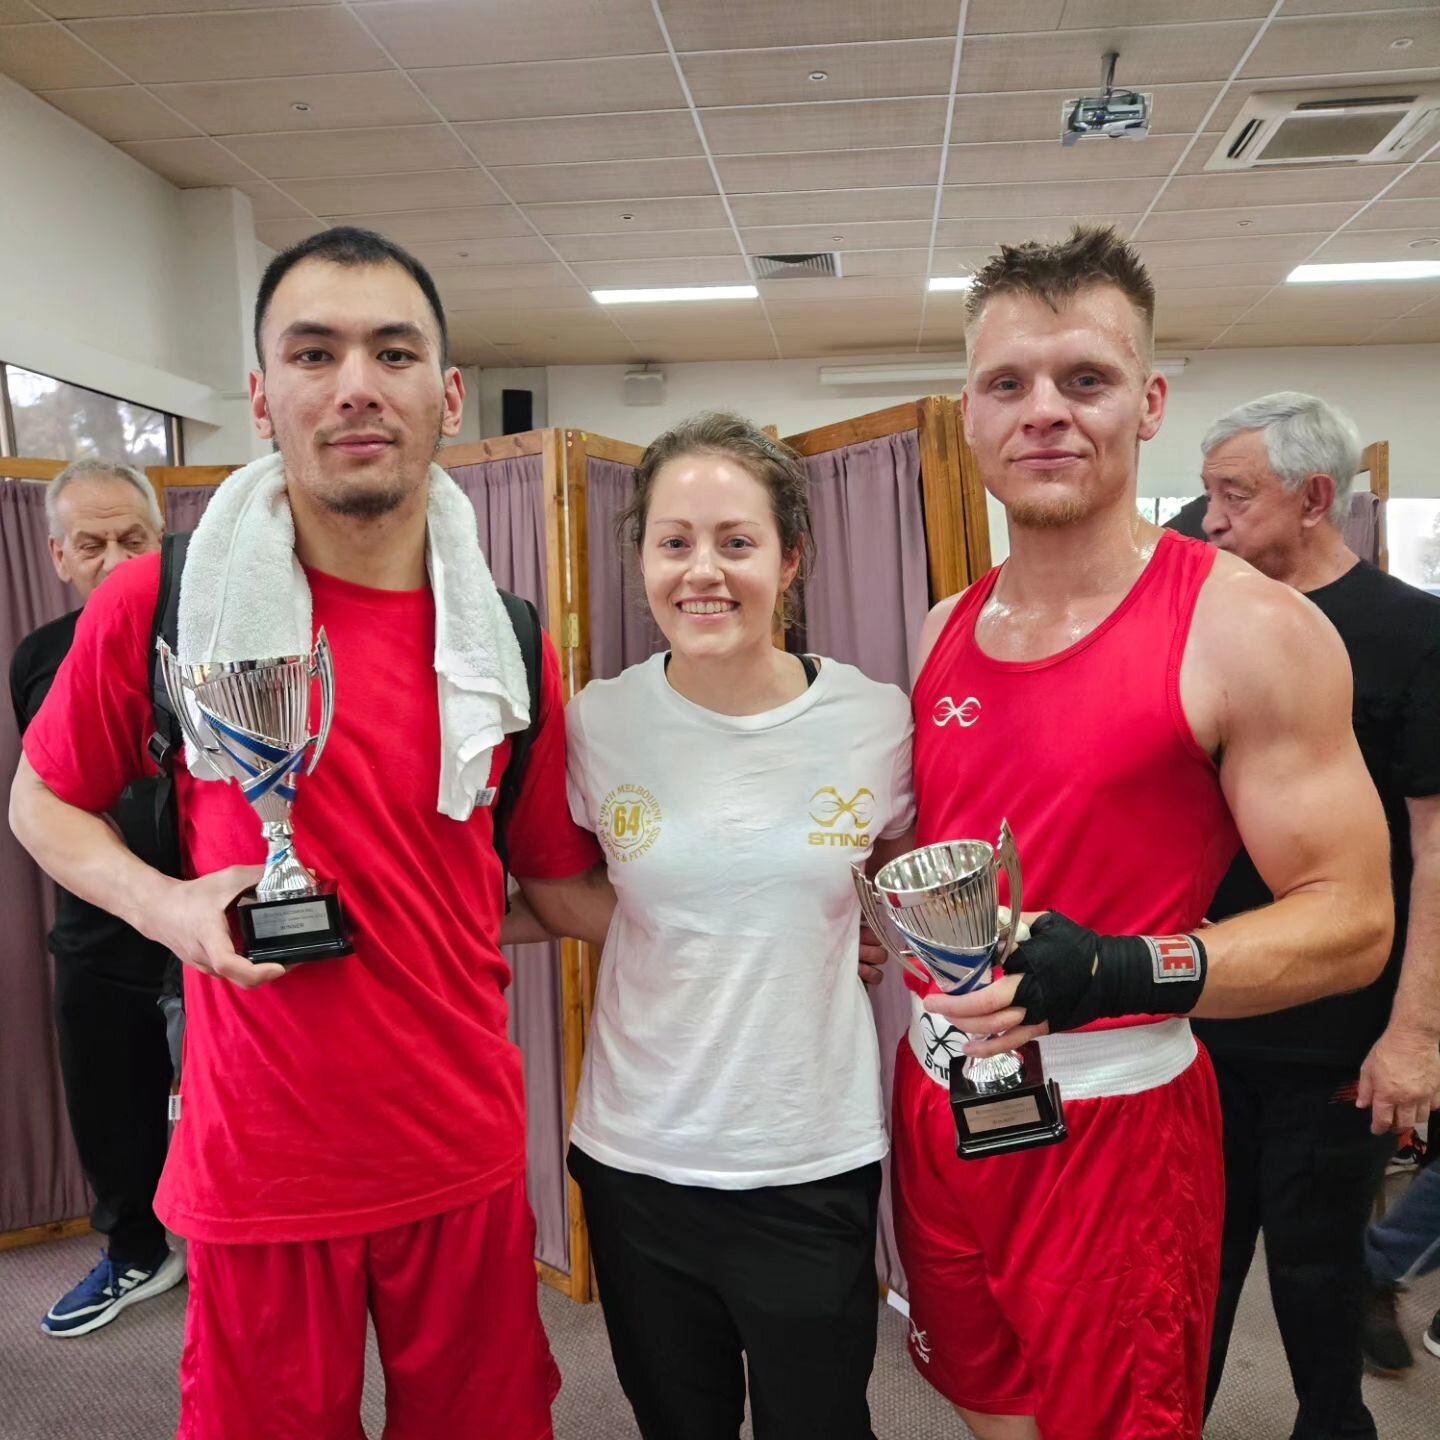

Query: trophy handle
left=996, top=818, right=1023, bottom=962
left=308, top=628, right=336, bottom=775
left=852, top=863, right=936, bottom=989
left=155, top=639, right=223, bottom=772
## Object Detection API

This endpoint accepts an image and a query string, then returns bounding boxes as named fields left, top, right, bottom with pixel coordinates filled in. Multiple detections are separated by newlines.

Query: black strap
left=799, top=653, right=819, bottom=686
left=492, top=590, right=544, bottom=898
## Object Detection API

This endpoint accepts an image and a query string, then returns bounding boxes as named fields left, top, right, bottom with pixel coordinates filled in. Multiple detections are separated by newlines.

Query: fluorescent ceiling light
left=1288, top=261, right=1440, bottom=283
left=592, top=284, right=759, bottom=304
left=819, top=356, right=1187, bottom=386
left=927, top=276, right=975, bottom=291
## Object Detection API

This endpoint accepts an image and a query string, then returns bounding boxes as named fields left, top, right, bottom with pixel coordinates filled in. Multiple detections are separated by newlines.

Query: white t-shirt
left=566, top=652, right=915, bottom=1188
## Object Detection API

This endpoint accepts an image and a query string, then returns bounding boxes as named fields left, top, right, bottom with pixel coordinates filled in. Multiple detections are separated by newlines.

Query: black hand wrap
left=1005, top=912, right=1207, bottom=1033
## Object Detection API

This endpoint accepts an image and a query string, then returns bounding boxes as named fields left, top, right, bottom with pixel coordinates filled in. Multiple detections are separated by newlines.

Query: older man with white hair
left=1198, top=393, right=1440, bottom=1439
left=8, top=457, right=185, bottom=1338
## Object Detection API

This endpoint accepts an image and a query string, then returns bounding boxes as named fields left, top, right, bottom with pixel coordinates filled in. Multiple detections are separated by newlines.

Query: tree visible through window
left=1389, top=499, right=1440, bottom=598
left=3, top=363, right=173, bottom=466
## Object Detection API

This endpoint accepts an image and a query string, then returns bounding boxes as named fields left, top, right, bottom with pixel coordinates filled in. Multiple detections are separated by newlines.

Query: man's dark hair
left=965, top=224, right=1156, bottom=360
left=252, top=226, right=450, bottom=369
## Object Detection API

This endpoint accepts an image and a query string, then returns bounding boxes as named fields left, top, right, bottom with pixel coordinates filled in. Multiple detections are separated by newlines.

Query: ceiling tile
left=1346, top=197, right=1440, bottom=232
left=1367, top=313, right=1440, bottom=344
left=717, top=147, right=943, bottom=194
left=1312, top=230, right=1440, bottom=263
left=1217, top=321, right=1379, bottom=347
left=41, top=0, right=336, bottom=14
left=681, top=38, right=952, bottom=108
left=958, top=22, right=1256, bottom=94
left=223, top=125, right=474, bottom=180
left=443, top=284, right=594, bottom=313
left=1136, top=262, right=1295, bottom=289
left=0, top=22, right=125, bottom=88
left=742, top=220, right=936, bottom=252
left=523, top=196, right=731, bottom=233
left=1243, top=13, right=1440, bottom=79
left=1280, top=0, right=1440, bottom=14
left=455, top=307, right=620, bottom=340
left=1158, top=165, right=1407, bottom=211
left=550, top=228, right=740, bottom=261
left=934, top=213, right=1138, bottom=246
left=492, top=157, right=717, bottom=204
left=963, top=0, right=1065, bottom=33
left=70, top=9, right=389, bottom=82
left=703, top=98, right=949, bottom=156
left=942, top=177, right=1162, bottom=218
left=571, top=257, right=753, bottom=287
left=729, top=187, right=938, bottom=225
left=0, top=0, right=40, bottom=18
left=1136, top=202, right=1361, bottom=242
left=1152, top=285, right=1272, bottom=309
left=1056, top=1, right=1274, bottom=24
left=118, top=136, right=257, bottom=186
left=281, top=169, right=507, bottom=215
left=407, top=236, right=559, bottom=269
left=455, top=111, right=701, bottom=167
left=948, top=83, right=1221, bottom=145
left=38, top=83, right=193, bottom=141
left=433, top=262, right=576, bottom=293
left=412, top=56, right=683, bottom=123
left=326, top=206, right=535, bottom=243
left=1152, top=299, right=1258, bottom=326
left=756, top=275, right=924, bottom=301
left=947, top=134, right=1190, bottom=185
left=154, top=72, right=430, bottom=137
left=235, top=182, right=310, bottom=221
left=349, top=0, right=664, bottom=67
left=1390, top=163, right=1440, bottom=202
left=255, top=217, right=329, bottom=249
left=637, top=337, right=780, bottom=362
left=834, top=248, right=930, bottom=277
left=1136, top=234, right=1325, bottom=271
left=1241, top=280, right=1440, bottom=319
left=663, top=0, right=962, bottom=51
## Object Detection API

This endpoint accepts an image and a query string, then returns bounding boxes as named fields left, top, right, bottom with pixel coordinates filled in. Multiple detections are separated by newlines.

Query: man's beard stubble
left=307, top=415, right=446, bottom=521
left=1008, top=492, right=1093, bottom=530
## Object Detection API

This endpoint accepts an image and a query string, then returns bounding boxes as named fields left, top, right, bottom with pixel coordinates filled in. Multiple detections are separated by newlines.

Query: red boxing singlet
left=910, top=531, right=1240, bottom=1025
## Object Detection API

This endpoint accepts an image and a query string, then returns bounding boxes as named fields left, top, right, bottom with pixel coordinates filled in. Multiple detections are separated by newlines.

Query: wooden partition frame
left=782, top=395, right=990, bottom=602
left=1358, top=440, right=1390, bottom=573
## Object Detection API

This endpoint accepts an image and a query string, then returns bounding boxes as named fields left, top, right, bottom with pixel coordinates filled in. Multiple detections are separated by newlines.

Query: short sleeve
left=881, top=715, right=916, bottom=839
left=564, top=691, right=598, bottom=835
left=22, top=556, right=158, bottom=813
left=504, top=633, right=603, bottom=879
left=1396, top=641, right=1440, bottom=800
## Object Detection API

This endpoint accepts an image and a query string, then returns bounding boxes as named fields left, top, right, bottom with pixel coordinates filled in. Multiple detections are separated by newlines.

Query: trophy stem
left=257, top=820, right=320, bottom=901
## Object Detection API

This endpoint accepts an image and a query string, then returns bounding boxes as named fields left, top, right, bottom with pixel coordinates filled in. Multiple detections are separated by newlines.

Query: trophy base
left=949, top=1041, right=1067, bottom=1160
left=234, top=882, right=353, bottom=966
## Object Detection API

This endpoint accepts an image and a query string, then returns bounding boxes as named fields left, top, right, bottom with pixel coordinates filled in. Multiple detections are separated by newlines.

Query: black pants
left=569, top=1146, right=881, bottom=1440
left=52, top=951, right=173, bottom=1264
left=1205, top=1051, right=1395, bottom=1440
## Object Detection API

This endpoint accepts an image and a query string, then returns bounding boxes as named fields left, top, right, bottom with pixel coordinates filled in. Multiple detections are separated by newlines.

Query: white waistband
left=907, top=995, right=1196, bottom=1102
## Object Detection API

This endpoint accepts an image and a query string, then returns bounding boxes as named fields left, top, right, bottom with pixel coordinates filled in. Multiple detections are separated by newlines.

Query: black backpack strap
left=147, top=530, right=191, bottom=776
left=492, top=589, right=544, bottom=900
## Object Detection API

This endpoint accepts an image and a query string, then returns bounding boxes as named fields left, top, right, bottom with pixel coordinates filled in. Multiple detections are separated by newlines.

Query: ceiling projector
left=1063, top=50, right=1151, bottom=145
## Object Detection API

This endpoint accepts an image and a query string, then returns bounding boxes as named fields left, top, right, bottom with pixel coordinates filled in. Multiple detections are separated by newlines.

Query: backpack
left=149, top=532, right=545, bottom=1072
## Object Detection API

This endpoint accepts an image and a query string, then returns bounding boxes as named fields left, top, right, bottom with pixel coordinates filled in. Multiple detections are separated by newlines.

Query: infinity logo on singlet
left=933, top=695, right=982, bottom=728
left=599, top=784, right=662, bottom=862
left=808, top=787, right=875, bottom=848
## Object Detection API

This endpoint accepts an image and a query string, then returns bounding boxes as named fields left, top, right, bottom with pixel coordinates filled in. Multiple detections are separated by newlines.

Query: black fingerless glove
left=1005, top=912, right=1207, bottom=1033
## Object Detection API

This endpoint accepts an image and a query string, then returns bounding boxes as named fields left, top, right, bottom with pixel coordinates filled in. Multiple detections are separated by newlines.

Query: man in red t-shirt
left=883, top=228, right=1394, bottom=1440
left=11, top=228, right=605, bottom=1440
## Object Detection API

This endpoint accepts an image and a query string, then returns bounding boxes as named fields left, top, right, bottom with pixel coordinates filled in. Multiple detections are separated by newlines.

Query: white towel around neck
left=175, top=452, right=531, bottom=821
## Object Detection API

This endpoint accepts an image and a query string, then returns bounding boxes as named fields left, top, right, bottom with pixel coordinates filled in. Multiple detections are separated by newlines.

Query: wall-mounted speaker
left=501, top=388, right=533, bottom=434
left=623, top=369, right=666, bottom=406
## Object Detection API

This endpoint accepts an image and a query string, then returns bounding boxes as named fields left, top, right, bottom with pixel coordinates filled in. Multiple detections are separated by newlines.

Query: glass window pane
left=1389, top=499, right=1440, bottom=598
left=1156, top=496, right=1195, bottom=526
left=4, top=364, right=172, bottom=466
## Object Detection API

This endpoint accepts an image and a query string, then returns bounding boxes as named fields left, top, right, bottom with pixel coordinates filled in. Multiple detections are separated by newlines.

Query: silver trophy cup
left=853, top=822, right=1065, bottom=1157
left=156, top=631, right=352, bottom=964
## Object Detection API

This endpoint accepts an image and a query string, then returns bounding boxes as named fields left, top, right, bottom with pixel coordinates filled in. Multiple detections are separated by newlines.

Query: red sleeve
left=22, top=552, right=160, bottom=813
left=505, top=631, right=603, bottom=879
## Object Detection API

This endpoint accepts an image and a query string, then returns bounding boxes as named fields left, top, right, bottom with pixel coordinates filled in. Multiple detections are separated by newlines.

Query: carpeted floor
left=1, top=1220, right=1437, bottom=1439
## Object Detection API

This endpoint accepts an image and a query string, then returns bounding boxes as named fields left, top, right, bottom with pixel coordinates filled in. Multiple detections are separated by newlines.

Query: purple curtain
left=0, top=479, right=89, bottom=1231
left=586, top=458, right=665, bottom=681
left=164, top=485, right=217, bottom=534
left=797, top=431, right=929, bottom=1297
left=1341, top=490, right=1381, bottom=565
left=801, top=431, right=930, bottom=692
left=451, top=456, right=570, bottom=1274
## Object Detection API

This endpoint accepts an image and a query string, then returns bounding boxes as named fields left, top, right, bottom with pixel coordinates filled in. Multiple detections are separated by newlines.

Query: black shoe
left=1424, top=1308, right=1440, bottom=1361
left=1361, top=1279, right=1414, bottom=1373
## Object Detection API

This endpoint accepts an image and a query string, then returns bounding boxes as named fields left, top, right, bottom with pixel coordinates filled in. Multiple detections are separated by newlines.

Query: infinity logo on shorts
left=932, top=695, right=982, bottom=728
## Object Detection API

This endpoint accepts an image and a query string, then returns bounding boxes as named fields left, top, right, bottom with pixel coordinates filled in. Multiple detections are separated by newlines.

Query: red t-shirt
left=24, top=552, right=601, bottom=1244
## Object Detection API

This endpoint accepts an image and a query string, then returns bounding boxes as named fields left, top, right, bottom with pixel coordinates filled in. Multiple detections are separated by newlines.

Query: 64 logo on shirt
left=599, top=783, right=662, bottom=862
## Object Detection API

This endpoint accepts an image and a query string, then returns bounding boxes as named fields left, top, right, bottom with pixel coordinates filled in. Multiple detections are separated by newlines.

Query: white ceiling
left=3, top=0, right=1439, bottom=365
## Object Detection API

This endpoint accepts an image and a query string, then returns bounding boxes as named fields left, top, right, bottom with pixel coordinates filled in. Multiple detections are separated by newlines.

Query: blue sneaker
left=42, top=1247, right=186, bottom=1337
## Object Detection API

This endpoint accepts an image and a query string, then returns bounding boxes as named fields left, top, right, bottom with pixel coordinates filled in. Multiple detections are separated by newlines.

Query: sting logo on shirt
left=933, top=695, right=982, bottom=728
left=808, top=787, right=875, bottom=848
left=599, top=784, right=662, bottom=862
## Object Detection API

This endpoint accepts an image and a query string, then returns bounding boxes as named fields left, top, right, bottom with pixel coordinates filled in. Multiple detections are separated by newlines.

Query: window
left=0, top=362, right=176, bottom=466
left=1137, top=497, right=1199, bottom=526
left=1389, top=499, right=1440, bottom=598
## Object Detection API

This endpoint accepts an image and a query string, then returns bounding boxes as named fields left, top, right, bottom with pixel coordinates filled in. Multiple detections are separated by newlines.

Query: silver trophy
left=853, top=822, right=1065, bottom=1157
left=156, top=632, right=352, bottom=964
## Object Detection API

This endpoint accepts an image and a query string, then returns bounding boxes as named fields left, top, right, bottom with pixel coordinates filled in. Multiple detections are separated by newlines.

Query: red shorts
left=177, top=1176, right=559, bottom=1440
left=891, top=1038, right=1224, bottom=1440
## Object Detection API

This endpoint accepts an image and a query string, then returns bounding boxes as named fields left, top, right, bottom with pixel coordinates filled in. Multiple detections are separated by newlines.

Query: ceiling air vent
left=1206, top=85, right=1440, bottom=170
left=751, top=252, right=841, bottom=280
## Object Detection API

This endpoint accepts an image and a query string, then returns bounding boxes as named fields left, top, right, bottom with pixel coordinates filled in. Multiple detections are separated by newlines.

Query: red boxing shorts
left=178, top=1175, right=559, bottom=1440
left=892, top=1022, right=1223, bottom=1440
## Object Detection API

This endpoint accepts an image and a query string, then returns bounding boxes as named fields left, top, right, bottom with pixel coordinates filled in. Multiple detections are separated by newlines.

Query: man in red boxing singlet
left=887, top=227, right=1393, bottom=1440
